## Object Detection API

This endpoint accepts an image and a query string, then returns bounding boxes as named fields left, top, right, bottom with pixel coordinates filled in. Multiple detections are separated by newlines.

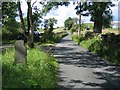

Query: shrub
left=51, top=32, right=68, bottom=43
left=101, top=33, right=120, bottom=45
left=80, top=36, right=99, bottom=49
left=80, top=34, right=120, bottom=66
left=100, top=33, right=120, bottom=64
left=71, top=32, right=120, bottom=65
left=71, top=35, right=85, bottom=44
left=70, top=24, right=79, bottom=34
left=41, top=32, right=68, bottom=44
left=70, top=27, right=76, bottom=34
left=84, top=31, right=94, bottom=39
left=88, top=39, right=102, bottom=55
left=2, top=28, right=20, bottom=43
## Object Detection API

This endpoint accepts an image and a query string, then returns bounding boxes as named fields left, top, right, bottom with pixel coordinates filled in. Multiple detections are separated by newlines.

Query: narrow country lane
left=51, top=33, right=120, bottom=88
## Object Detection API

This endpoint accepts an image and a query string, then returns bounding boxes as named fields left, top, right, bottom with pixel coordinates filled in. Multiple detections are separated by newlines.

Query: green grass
left=80, top=36, right=100, bottom=49
left=71, top=34, right=86, bottom=44
left=102, top=28, right=120, bottom=34
left=105, top=28, right=120, bottom=31
left=2, top=47, right=58, bottom=88
left=53, top=27, right=64, bottom=34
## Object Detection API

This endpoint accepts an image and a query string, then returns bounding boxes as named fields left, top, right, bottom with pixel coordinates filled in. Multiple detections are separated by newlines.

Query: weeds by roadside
left=2, top=47, right=58, bottom=88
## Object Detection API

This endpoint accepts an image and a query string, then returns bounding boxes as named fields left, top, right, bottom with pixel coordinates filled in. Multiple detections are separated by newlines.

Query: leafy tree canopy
left=43, top=17, right=57, bottom=30
left=64, top=17, right=74, bottom=30
left=40, top=1, right=70, bottom=15
left=75, top=1, right=115, bottom=33
left=2, top=2, right=20, bottom=33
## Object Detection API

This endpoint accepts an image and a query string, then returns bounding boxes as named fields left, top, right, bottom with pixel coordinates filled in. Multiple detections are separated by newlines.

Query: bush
left=2, top=28, right=20, bottom=43
left=80, top=36, right=99, bottom=49
left=70, top=27, right=76, bottom=34
left=80, top=34, right=120, bottom=66
left=2, top=47, right=58, bottom=88
left=71, top=35, right=85, bottom=44
left=88, top=39, right=102, bottom=55
left=41, top=32, right=68, bottom=44
left=70, top=24, right=79, bottom=34
left=51, top=34, right=61, bottom=43
left=53, top=32, right=68, bottom=42
left=72, top=32, right=120, bottom=65
left=100, top=33, right=120, bottom=64
left=101, top=33, right=120, bottom=45
left=84, top=31, right=94, bottom=39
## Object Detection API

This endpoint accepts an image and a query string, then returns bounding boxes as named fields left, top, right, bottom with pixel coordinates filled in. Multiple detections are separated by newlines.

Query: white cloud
left=21, top=1, right=27, bottom=17
left=43, top=3, right=78, bottom=27
left=111, top=2, right=118, bottom=21
left=17, top=0, right=42, bottom=16
left=43, top=2, right=92, bottom=27
left=17, top=1, right=119, bottom=27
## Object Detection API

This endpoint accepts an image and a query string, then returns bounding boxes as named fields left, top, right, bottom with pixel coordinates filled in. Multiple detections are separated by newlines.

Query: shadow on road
left=51, top=42, right=120, bottom=88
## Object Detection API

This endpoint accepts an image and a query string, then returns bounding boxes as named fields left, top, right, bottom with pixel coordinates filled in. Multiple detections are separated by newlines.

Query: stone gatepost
left=14, top=40, right=27, bottom=64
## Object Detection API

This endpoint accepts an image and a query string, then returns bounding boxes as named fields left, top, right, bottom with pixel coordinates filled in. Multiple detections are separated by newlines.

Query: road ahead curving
left=51, top=33, right=120, bottom=88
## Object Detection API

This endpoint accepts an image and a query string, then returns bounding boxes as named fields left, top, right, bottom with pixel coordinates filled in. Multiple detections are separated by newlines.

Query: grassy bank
left=2, top=47, right=58, bottom=88
left=39, top=31, right=68, bottom=45
left=71, top=33, right=120, bottom=66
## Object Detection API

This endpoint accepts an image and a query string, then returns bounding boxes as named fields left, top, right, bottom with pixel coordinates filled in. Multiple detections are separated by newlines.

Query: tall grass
left=2, top=47, right=58, bottom=88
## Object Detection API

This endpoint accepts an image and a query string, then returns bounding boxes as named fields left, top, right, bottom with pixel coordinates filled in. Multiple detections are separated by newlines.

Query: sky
left=18, top=0, right=119, bottom=27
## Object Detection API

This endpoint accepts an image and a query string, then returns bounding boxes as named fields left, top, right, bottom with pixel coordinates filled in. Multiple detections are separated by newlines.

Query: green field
left=53, top=27, right=65, bottom=34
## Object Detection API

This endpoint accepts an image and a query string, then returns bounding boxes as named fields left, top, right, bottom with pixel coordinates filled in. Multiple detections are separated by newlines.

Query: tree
left=17, top=1, right=26, bottom=36
left=79, top=1, right=115, bottom=33
left=39, top=1, right=70, bottom=39
left=27, top=1, right=34, bottom=48
left=40, top=1, right=70, bottom=15
left=43, top=18, right=57, bottom=39
left=75, top=2, right=89, bottom=35
left=17, top=0, right=35, bottom=48
left=43, top=18, right=57, bottom=30
left=73, top=17, right=79, bottom=25
left=2, top=2, right=19, bottom=33
left=2, top=1, right=70, bottom=47
left=0, top=1, right=2, bottom=25
left=64, top=17, right=74, bottom=30
left=32, top=5, right=42, bottom=31
left=0, top=1, right=2, bottom=40
left=17, top=1, right=70, bottom=48
left=48, top=18, right=57, bottom=30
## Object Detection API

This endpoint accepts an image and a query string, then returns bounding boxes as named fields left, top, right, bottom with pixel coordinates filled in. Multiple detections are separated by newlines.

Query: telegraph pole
left=78, top=2, right=81, bottom=36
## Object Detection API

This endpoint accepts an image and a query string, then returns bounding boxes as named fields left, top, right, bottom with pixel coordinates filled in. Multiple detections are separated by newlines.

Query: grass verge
left=71, top=34, right=120, bottom=66
left=2, top=47, right=58, bottom=88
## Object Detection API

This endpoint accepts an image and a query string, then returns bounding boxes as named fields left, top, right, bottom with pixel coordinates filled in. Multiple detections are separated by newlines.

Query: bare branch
left=32, top=0, right=38, bottom=7
left=17, top=1, right=28, bottom=39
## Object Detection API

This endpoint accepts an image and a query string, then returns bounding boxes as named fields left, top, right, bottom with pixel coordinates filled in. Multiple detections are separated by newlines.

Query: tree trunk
left=18, top=2, right=25, bottom=34
left=27, top=1, right=34, bottom=48
left=93, top=20, right=102, bottom=33
left=27, top=6, right=30, bottom=33
left=18, top=1, right=34, bottom=48
left=93, top=13, right=103, bottom=33
left=18, top=2, right=28, bottom=43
